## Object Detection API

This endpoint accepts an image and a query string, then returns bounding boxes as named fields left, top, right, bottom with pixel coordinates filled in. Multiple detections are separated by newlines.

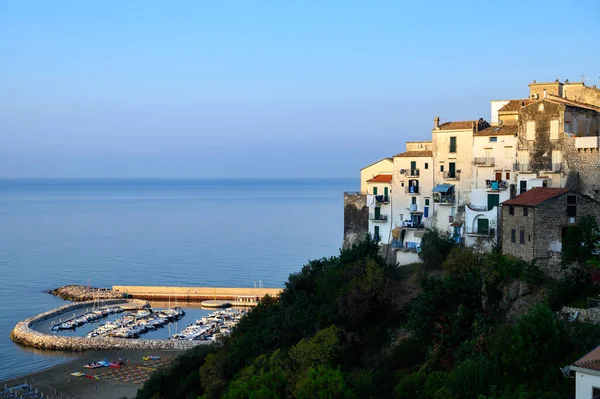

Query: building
left=366, top=174, right=393, bottom=243
left=360, top=158, right=393, bottom=194
left=571, top=345, right=600, bottom=399
left=390, top=142, right=434, bottom=265
left=500, top=188, right=600, bottom=261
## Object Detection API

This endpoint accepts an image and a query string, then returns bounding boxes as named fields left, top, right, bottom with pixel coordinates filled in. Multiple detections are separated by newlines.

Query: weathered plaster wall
left=342, top=192, right=368, bottom=250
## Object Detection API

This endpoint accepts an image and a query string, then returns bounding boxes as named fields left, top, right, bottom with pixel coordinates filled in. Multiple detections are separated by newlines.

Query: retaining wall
left=112, top=285, right=282, bottom=301
left=10, top=299, right=205, bottom=351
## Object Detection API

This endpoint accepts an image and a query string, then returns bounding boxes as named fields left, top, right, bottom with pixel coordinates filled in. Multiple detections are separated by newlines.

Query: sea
left=0, top=178, right=355, bottom=381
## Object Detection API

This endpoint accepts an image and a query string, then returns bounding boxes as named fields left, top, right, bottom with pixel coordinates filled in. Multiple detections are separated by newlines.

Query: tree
left=294, top=365, right=356, bottom=399
left=419, top=229, right=454, bottom=270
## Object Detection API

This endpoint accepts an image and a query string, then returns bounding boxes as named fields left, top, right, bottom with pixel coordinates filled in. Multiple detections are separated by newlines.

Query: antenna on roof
left=581, top=74, right=588, bottom=84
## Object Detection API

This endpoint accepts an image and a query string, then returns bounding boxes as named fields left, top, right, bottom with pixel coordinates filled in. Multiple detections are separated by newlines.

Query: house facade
left=500, top=188, right=600, bottom=261
left=571, top=345, right=600, bottom=399
left=366, top=174, right=393, bottom=243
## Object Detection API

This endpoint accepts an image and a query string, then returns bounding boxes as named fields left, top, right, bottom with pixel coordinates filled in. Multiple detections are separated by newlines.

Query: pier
left=112, top=285, right=283, bottom=304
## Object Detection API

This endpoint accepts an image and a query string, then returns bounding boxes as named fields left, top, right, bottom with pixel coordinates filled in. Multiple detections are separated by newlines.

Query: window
left=564, top=121, right=572, bottom=134
left=519, top=230, right=525, bottom=244
left=509, top=206, right=514, bottom=215
left=592, top=387, right=600, bottom=397
left=526, top=121, right=536, bottom=140
left=528, top=234, right=531, bottom=242
left=487, top=194, right=500, bottom=211
left=490, top=137, right=498, bottom=142
left=567, top=206, right=577, bottom=217
left=425, top=162, right=429, bottom=169
left=374, top=226, right=380, bottom=242
left=523, top=208, right=528, bottom=216
left=440, top=165, right=444, bottom=172
left=511, top=229, right=516, bottom=243
left=477, top=218, right=489, bottom=235
left=520, top=181, right=527, bottom=195
left=411, top=197, right=417, bottom=205
left=506, top=172, right=510, bottom=180
left=373, top=187, right=377, bottom=195
left=425, top=198, right=430, bottom=206
left=449, top=136, right=457, bottom=153
left=550, top=119, right=559, bottom=140
left=567, top=195, right=577, bottom=205
left=410, top=161, right=417, bottom=170
left=448, top=162, right=456, bottom=178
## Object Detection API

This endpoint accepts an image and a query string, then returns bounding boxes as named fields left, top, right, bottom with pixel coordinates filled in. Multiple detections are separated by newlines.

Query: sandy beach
left=1, top=349, right=184, bottom=399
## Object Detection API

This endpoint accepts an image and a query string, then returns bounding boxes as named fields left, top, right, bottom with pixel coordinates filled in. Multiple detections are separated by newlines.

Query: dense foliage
left=138, top=233, right=600, bottom=399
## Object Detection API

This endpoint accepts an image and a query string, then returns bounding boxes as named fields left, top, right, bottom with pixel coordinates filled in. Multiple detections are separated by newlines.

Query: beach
left=0, top=349, right=184, bottom=399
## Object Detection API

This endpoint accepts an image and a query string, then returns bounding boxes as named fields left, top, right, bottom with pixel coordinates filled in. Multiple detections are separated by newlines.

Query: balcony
left=405, top=169, right=420, bottom=177
left=513, top=162, right=562, bottom=172
left=465, top=228, right=496, bottom=236
left=399, top=220, right=425, bottom=229
left=375, top=195, right=390, bottom=204
left=405, top=186, right=420, bottom=195
left=485, top=180, right=508, bottom=191
left=369, top=214, right=388, bottom=223
left=443, top=171, right=460, bottom=180
left=407, top=204, right=419, bottom=213
left=434, top=195, right=455, bottom=205
left=474, top=157, right=495, bottom=166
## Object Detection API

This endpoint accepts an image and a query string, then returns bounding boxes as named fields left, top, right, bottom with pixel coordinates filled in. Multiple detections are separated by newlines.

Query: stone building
left=500, top=188, right=600, bottom=262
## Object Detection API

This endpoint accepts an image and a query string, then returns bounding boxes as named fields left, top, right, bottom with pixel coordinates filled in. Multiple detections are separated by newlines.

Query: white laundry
left=366, top=195, right=376, bottom=208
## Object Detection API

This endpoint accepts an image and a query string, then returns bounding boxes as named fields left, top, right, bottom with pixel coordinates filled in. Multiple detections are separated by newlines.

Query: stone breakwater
left=10, top=299, right=206, bottom=351
left=48, top=285, right=123, bottom=301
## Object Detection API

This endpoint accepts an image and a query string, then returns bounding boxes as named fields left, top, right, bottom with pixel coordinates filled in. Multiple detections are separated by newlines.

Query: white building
left=390, top=142, right=434, bottom=265
left=571, top=345, right=600, bottom=399
left=360, top=158, right=393, bottom=194
left=366, top=174, right=393, bottom=243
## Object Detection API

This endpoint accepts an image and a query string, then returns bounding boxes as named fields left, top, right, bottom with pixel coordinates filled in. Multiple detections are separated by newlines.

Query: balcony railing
left=399, top=221, right=425, bottom=229
left=465, top=228, right=496, bottom=236
left=369, top=214, right=388, bottom=222
left=408, top=204, right=418, bottom=212
left=375, top=195, right=390, bottom=204
left=513, top=162, right=562, bottom=172
left=405, top=186, right=420, bottom=195
left=406, top=169, right=420, bottom=177
left=485, top=180, right=508, bottom=191
left=434, top=195, right=455, bottom=205
left=443, top=171, right=460, bottom=180
left=474, top=157, right=495, bottom=166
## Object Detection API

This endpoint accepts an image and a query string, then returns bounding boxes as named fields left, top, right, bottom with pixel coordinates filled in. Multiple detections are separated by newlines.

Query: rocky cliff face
left=342, top=192, right=368, bottom=250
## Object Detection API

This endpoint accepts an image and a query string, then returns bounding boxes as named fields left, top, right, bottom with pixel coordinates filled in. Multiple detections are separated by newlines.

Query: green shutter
left=450, top=137, right=457, bottom=153
left=477, top=218, right=489, bottom=235
left=373, top=187, right=377, bottom=195
left=487, top=194, right=500, bottom=210
left=374, top=207, right=380, bottom=219
left=410, top=161, right=416, bottom=170
left=384, top=187, right=388, bottom=197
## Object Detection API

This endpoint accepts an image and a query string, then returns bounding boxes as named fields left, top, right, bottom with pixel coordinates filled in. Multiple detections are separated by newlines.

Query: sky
left=1, top=0, right=599, bottom=178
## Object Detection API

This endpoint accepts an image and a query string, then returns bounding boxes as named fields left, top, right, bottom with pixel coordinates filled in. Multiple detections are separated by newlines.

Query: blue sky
left=1, top=0, right=599, bottom=178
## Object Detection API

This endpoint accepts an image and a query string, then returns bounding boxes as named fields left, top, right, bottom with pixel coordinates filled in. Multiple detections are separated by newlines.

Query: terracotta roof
left=545, top=95, right=600, bottom=112
left=393, top=150, right=433, bottom=158
left=498, top=99, right=534, bottom=113
left=573, top=345, right=600, bottom=371
left=366, top=174, right=393, bottom=183
left=501, top=187, right=570, bottom=207
left=475, top=125, right=518, bottom=137
left=438, top=121, right=476, bottom=130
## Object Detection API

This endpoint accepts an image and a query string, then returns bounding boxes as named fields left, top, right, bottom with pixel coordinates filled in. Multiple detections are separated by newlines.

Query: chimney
left=475, top=120, right=479, bottom=134
left=543, top=89, right=547, bottom=98
left=434, top=116, right=440, bottom=129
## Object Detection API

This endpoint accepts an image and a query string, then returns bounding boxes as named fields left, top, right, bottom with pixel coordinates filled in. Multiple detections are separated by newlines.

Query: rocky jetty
left=10, top=298, right=205, bottom=351
left=48, top=285, right=123, bottom=301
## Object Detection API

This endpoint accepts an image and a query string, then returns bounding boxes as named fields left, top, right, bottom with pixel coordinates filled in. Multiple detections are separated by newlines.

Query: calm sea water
left=0, top=178, right=355, bottom=381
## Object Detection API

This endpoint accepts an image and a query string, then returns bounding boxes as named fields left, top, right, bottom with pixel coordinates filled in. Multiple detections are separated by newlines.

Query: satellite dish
left=399, top=169, right=406, bottom=174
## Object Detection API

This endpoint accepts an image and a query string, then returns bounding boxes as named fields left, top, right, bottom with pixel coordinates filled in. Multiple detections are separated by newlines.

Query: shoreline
left=1, top=349, right=184, bottom=399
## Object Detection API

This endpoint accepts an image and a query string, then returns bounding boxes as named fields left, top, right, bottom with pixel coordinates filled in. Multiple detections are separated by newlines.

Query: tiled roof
left=475, top=125, right=518, bottom=137
left=438, top=121, right=476, bottom=130
left=501, top=187, right=570, bottom=207
left=360, top=157, right=393, bottom=170
left=393, top=150, right=433, bottom=158
left=367, top=174, right=393, bottom=183
left=573, top=345, right=600, bottom=371
left=545, top=95, right=600, bottom=112
left=498, top=99, right=534, bottom=113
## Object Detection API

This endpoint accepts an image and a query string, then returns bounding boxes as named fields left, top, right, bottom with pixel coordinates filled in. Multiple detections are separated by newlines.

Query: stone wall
left=561, top=306, right=600, bottom=324
left=342, top=192, right=368, bottom=250
left=112, top=286, right=282, bottom=301
left=500, top=204, right=536, bottom=261
left=562, top=136, right=600, bottom=200
left=10, top=299, right=204, bottom=351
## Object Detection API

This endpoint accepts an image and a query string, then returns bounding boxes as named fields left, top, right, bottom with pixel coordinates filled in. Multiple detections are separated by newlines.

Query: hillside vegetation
left=137, top=227, right=600, bottom=399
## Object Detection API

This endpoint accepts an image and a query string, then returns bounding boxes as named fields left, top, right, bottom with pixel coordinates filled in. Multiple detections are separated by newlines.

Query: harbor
left=112, top=285, right=283, bottom=304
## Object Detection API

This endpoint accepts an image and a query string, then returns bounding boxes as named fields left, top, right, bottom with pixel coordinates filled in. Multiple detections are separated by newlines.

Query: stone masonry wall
left=343, top=192, right=368, bottom=250
left=10, top=299, right=204, bottom=351
left=562, top=136, right=600, bottom=200
left=500, top=205, right=535, bottom=261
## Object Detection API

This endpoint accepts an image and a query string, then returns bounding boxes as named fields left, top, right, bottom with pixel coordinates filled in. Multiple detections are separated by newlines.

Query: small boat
left=143, top=355, right=161, bottom=361
left=83, top=362, right=103, bottom=369
left=71, top=372, right=85, bottom=377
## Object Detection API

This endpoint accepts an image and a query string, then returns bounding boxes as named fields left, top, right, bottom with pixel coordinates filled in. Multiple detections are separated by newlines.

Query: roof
left=498, top=99, right=534, bottom=113
left=432, top=184, right=454, bottom=193
left=366, top=174, right=393, bottom=183
left=545, top=95, right=600, bottom=112
left=475, top=125, right=518, bottom=137
left=438, top=121, right=476, bottom=130
left=360, top=157, right=393, bottom=170
left=501, top=187, right=570, bottom=207
left=573, top=345, right=600, bottom=372
left=393, top=150, right=433, bottom=158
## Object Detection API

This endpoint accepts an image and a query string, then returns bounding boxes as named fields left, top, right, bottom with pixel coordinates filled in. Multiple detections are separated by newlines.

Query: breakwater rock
left=10, top=299, right=206, bottom=351
left=48, top=285, right=122, bottom=301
